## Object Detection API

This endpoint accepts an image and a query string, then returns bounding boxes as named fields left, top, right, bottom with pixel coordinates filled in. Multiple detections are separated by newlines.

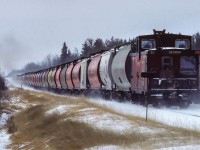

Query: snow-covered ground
left=7, top=78, right=200, bottom=149
left=0, top=78, right=27, bottom=150
left=159, top=145, right=200, bottom=150
left=9, top=77, right=200, bottom=132
left=87, top=97, right=200, bottom=132
left=45, top=102, right=200, bottom=150
left=86, top=145, right=125, bottom=150
left=0, top=113, right=11, bottom=150
left=45, top=104, right=69, bottom=115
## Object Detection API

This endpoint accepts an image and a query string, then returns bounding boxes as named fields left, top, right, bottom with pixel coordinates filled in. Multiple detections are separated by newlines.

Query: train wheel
left=153, top=101, right=162, bottom=108
left=179, top=101, right=189, bottom=109
left=192, top=99, right=200, bottom=104
left=192, top=94, right=200, bottom=104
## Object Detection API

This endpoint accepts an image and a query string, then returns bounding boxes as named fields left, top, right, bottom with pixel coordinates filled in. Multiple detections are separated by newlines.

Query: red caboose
left=130, top=30, right=199, bottom=107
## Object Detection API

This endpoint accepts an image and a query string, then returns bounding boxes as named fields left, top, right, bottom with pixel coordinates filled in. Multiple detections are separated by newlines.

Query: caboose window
left=164, top=58, right=171, bottom=63
left=180, top=56, right=196, bottom=75
left=175, top=39, right=190, bottom=49
left=141, top=39, right=156, bottom=49
left=162, top=56, right=173, bottom=70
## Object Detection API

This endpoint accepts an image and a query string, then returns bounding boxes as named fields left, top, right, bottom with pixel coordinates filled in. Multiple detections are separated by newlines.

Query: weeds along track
left=7, top=88, right=200, bottom=150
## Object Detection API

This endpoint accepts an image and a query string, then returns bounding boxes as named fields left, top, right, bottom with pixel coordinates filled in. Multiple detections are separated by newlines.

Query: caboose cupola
left=137, top=29, right=192, bottom=51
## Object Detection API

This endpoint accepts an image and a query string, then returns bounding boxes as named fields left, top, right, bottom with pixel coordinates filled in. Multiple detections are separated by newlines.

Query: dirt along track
left=6, top=84, right=200, bottom=150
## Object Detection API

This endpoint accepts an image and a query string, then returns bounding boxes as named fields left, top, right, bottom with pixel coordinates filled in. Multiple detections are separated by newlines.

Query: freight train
left=17, top=30, right=200, bottom=108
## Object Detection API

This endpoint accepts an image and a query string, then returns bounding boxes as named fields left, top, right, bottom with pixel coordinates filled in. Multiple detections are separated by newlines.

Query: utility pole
left=145, top=94, right=148, bottom=122
left=141, top=72, right=151, bottom=123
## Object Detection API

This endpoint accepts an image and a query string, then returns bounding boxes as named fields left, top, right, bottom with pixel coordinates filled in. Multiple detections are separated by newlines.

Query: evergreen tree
left=0, top=74, right=7, bottom=99
left=105, top=37, right=128, bottom=49
left=60, top=42, right=68, bottom=64
left=81, top=38, right=94, bottom=57
left=192, top=32, right=200, bottom=49
left=105, top=36, right=115, bottom=49
left=93, top=38, right=105, bottom=53
left=0, top=75, right=7, bottom=91
left=67, top=49, right=72, bottom=62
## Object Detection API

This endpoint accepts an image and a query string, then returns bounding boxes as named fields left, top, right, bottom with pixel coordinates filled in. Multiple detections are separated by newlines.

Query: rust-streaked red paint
left=55, top=67, right=62, bottom=89
left=88, top=55, right=101, bottom=89
left=66, top=63, right=74, bottom=89
left=72, top=62, right=81, bottom=89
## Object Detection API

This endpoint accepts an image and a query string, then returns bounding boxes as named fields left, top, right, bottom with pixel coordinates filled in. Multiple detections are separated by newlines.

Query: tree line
left=7, top=36, right=131, bottom=77
left=0, top=71, right=7, bottom=98
left=7, top=32, right=200, bottom=77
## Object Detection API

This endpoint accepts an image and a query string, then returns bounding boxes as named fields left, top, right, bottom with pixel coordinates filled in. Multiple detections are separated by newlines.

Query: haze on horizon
left=0, top=0, right=200, bottom=74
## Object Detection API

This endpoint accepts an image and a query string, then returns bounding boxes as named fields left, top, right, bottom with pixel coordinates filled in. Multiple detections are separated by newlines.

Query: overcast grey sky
left=0, top=0, right=200, bottom=74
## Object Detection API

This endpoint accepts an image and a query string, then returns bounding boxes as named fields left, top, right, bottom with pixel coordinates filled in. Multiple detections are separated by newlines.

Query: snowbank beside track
left=87, top=98, right=200, bottom=132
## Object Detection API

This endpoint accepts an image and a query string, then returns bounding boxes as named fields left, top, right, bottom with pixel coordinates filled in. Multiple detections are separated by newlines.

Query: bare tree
left=52, top=55, right=60, bottom=66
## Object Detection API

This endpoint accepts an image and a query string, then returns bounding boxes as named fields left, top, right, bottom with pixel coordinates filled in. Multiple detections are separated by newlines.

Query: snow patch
left=159, top=145, right=200, bottom=150
left=0, top=113, right=10, bottom=128
left=77, top=110, right=132, bottom=133
left=45, top=105, right=68, bottom=115
left=10, top=97, right=26, bottom=109
left=77, top=109, right=164, bottom=134
left=0, top=130, right=10, bottom=150
left=0, top=113, right=11, bottom=149
left=86, top=145, right=124, bottom=150
left=77, top=108, right=97, bottom=112
left=87, top=98, right=200, bottom=132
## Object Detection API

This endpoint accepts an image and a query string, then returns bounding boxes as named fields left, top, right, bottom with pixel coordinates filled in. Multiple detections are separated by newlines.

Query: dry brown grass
left=7, top=88, right=200, bottom=149
left=84, top=99, right=200, bottom=145
left=8, top=104, right=147, bottom=150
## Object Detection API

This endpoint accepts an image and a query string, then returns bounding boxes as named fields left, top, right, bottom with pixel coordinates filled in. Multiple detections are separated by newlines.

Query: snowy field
left=5, top=78, right=200, bottom=149
left=87, top=97, right=200, bottom=132
left=45, top=102, right=200, bottom=149
left=8, top=77, right=200, bottom=132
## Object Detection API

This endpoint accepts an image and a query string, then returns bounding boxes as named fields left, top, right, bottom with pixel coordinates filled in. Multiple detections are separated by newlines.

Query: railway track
left=168, top=105, right=200, bottom=118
